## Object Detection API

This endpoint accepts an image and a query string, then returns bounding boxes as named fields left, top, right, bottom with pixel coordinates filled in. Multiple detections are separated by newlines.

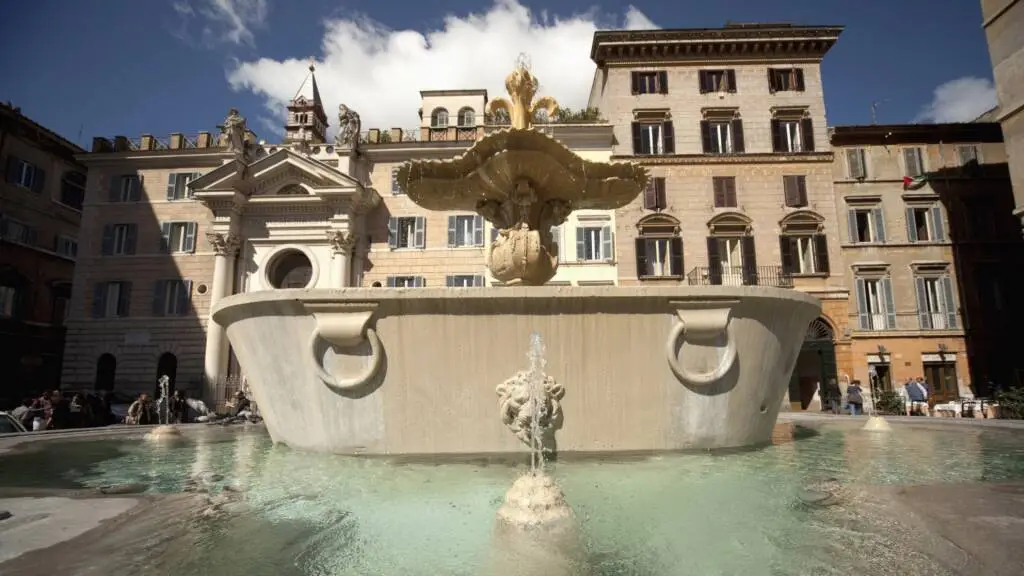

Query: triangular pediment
left=190, top=148, right=361, bottom=198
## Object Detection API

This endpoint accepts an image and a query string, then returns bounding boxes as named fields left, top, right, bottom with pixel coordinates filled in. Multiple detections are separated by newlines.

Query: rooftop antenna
left=870, top=99, right=890, bottom=125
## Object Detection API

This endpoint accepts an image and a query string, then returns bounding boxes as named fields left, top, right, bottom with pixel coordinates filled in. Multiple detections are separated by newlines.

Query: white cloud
left=914, top=77, right=999, bottom=123
left=227, top=0, right=659, bottom=139
left=170, top=0, right=268, bottom=47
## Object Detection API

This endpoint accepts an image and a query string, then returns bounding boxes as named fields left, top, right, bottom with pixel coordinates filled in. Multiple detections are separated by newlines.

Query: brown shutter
left=662, top=121, right=675, bottom=154
left=800, top=118, right=815, bottom=151
left=726, top=69, right=737, bottom=92
left=741, top=236, right=758, bottom=285
left=631, top=123, right=643, bottom=154
left=794, top=69, right=806, bottom=91
left=634, top=238, right=647, bottom=278
left=698, top=70, right=708, bottom=94
left=713, top=177, right=726, bottom=208
left=797, top=176, right=808, bottom=206
left=767, top=69, right=776, bottom=92
left=657, top=71, right=668, bottom=94
left=654, top=178, right=666, bottom=210
left=813, top=234, right=830, bottom=274
left=700, top=120, right=712, bottom=153
left=783, top=175, right=799, bottom=207
left=669, top=237, right=683, bottom=276
left=725, top=177, right=737, bottom=207
left=630, top=72, right=640, bottom=95
left=771, top=119, right=783, bottom=152
left=706, top=237, right=722, bottom=284
left=643, top=180, right=657, bottom=210
left=731, top=119, right=744, bottom=153
left=779, top=236, right=795, bottom=275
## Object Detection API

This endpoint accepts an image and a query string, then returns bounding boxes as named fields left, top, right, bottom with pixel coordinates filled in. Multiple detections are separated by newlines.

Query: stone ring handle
left=665, top=305, right=738, bottom=387
left=305, top=307, right=383, bottom=392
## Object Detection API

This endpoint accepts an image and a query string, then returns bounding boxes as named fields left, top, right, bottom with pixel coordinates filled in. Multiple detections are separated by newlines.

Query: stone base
left=491, top=472, right=583, bottom=575
left=862, top=416, right=892, bottom=432
left=145, top=425, right=183, bottom=441
left=496, top=472, right=573, bottom=530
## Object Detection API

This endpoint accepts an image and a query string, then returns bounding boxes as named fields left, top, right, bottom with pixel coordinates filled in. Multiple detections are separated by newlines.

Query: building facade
left=0, top=102, right=85, bottom=403
left=980, top=0, right=1024, bottom=229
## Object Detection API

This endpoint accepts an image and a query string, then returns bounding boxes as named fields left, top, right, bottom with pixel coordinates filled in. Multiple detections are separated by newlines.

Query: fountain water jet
left=146, top=374, right=182, bottom=441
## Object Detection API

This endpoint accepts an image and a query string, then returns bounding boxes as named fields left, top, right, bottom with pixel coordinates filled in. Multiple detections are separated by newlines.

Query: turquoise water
left=2, top=422, right=1024, bottom=575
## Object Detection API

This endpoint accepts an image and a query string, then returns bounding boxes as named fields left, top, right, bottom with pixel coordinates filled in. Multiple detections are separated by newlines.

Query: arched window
left=95, top=354, right=116, bottom=391
left=704, top=212, right=755, bottom=286
left=805, top=318, right=835, bottom=342
left=779, top=211, right=830, bottom=277
left=635, top=214, right=682, bottom=279
left=430, top=108, right=449, bottom=128
left=457, top=107, right=475, bottom=127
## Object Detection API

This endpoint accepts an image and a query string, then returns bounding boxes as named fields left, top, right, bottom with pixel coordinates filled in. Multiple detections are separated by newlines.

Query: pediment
left=190, top=148, right=361, bottom=198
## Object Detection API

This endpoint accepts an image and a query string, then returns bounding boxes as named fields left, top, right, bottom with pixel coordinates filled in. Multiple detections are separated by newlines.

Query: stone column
left=326, top=230, right=355, bottom=288
left=203, top=232, right=240, bottom=403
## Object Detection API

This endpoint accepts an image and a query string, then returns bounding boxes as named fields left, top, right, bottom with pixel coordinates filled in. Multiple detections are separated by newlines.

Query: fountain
left=210, top=58, right=821, bottom=457
left=146, top=375, right=182, bottom=441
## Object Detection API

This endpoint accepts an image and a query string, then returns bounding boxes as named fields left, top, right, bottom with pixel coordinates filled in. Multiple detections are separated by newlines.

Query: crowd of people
left=821, top=376, right=934, bottom=416
left=9, top=390, right=119, bottom=431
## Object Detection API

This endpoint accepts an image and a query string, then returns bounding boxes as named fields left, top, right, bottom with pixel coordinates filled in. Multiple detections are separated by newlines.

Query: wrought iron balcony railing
left=685, top=265, right=794, bottom=288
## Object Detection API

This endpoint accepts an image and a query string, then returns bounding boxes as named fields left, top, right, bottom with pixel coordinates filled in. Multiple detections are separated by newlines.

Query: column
left=327, top=230, right=355, bottom=288
left=203, top=232, right=240, bottom=403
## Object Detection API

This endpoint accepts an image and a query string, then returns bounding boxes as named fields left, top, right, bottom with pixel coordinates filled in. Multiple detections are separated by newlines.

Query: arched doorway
left=95, top=354, right=116, bottom=391
left=787, top=318, right=838, bottom=410
left=156, top=352, right=178, bottom=396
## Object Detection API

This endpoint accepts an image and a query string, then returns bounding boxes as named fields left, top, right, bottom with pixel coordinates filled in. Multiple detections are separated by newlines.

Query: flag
left=903, top=175, right=928, bottom=190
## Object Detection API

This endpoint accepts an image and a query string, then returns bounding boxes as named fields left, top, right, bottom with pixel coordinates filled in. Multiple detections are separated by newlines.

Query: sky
left=0, top=0, right=999, bottom=147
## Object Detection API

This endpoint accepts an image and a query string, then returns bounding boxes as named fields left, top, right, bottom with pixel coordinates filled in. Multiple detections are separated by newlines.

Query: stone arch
left=779, top=210, right=825, bottom=234
left=636, top=212, right=681, bottom=233
left=788, top=316, right=839, bottom=411
left=806, top=317, right=835, bottom=342
left=430, top=107, right=449, bottom=128
left=706, top=211, right=752, bottom=235
left=457, top=107, right=475, bottom=127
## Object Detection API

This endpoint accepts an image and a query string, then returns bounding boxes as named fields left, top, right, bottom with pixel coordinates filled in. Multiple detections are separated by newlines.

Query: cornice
left=610, top=152, right=833, bottom=165
left=74, top=149, right=233, bottom=168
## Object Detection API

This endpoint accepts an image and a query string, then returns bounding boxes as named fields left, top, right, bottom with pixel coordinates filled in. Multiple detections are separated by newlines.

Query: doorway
left=788, top=318, right=838, bottom=410
left=156, top=353, right=178, bottom=396
left=95, top=354, right=116, bottom=391
left=868, top=362, right=892, bottom=399
left=924, top=361, right=958, bottom=404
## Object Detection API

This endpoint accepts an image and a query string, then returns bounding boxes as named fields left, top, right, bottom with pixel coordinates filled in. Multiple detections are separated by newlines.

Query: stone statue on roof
left=336, top=104, right=361, bottom=148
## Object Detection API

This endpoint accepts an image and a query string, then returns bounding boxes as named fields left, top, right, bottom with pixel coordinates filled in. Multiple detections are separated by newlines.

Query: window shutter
left=770, top=120, right=783, bottom=152
left=700, top=121, right=712, bottom=153
left=635, top=238, right=647, bottom=278
left=662, top=122, right=675, bottom=154
left=881, top=277, right=896, bottom=329
left=657, top=71, right=668, bottom=94
left=92, top=283, right=106, bottom=318
left=386, top=276, right=396, bottom=288
left=184, top=222, right=198, bottom=253
left=631, top=123, right=643, bottom=154
left=32, top=168, right=45, bottom=193
left=166, top=173, right=178, bottom=200
left=643, top=181, right=657, bottom=210
left=473, top=275, right=484, bottom=287
left=779, top=236, right=795, bottom=275
left=655, top=178, right=666, bottom=209
left=905, top=207, right=918, bottom=242
left=740, top=236, right=758, bottom=285
left=101, top=224, right=114, bottom=255
left=575, top=227, right=585, bottom=262
left=941, top=275, right=957, bottom=329
left=387, top=217, right=398, bottom=249
left=414, top=216, right=426, bottom=248
left=117, top=282, right=132, bottom=317
left=800, top=118, right=814, bottom=152
left=178, top=280, right=192, bottom=315
left=904, top=148, right=921, bottom=177
left=108, top=175, right=121, bottom=202
left=725, top=69, right=737, bottom=92
left=794, top=69, right=805, bottom=91
left=152, top=280, right=167, bottom=316
left=872, top=207, right=886, bottom=243
left=473, top=215, right=484, bottom=246
left=125, top=224, right=138, bottom=254
left=129, top=175, right=142, bottom=201
left=813, top=234, right=830, bottom=275
left=845, top=210, right=859, bottom=243
left=190, top=172, right=200, bottom=197
left=600, top=226, right=613, bottom=261
left=930, top=206, right=945, bottom=241
left=796, top=176, right=808, bottom=206
left=767, top=69, right=776, bottom=92
left=414, top=276, right=425, bottom=288
left=630, top=72, right=640, bottom=95
left=4, top=156, right=18, bottom=183
left=447, top=215, right=457, bottom=247
left=725, top=177, right=737, bottom=207
left=713, top=177, right=726, bottom=208
left=160, top=222, right=172, bottom=253
left=445, top=276, right=454, bottom=288
left=847, top=149, right=865, bottom=179
left=706, top=237, right=722, bottom=285
left=783, top=176, right=799, bottom=207
left=731, top=119, right=745, bottom=153
left=669, top=237, right=683, bottom=276
left=914, top=277, right=931, bottom=329
left=698, top=70, right=709, bottom=94
left=854, top=278, right=869, bottom=330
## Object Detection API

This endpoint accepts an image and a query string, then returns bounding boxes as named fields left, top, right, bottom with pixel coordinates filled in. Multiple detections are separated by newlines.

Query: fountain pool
left=3, top=421, right=1024, bottom=575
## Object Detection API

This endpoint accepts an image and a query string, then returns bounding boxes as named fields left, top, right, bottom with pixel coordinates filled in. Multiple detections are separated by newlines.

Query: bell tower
left=284, top=63, right=328, bottom=144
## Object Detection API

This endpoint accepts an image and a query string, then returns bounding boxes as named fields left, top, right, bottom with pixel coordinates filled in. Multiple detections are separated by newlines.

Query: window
left=296, top=113, right=308, bottom=124
left=905, top=205, right=945, bottom=243
left=846, top=149, right=867, bottom=179
left=53, top=294, right=69, bottom=324
left=855, top=277, right=895, bottom=331
left=55, top=236, right=78, bottom=259
left=957, top=145, right=978, bottom=166
left=447, top=215, right=484, bottom=248
left=457, top=108, right=475, bottom=127
left=109, top=174, right=142, bottom=202
left=388, top=216, right=426, bottom=249
left=698, top=70, right=736, bottom=93
left=631, top=71, right=668, bottom=95
left=768, top=68, right=805, bottom=92
left=101, top=223, right=137, bottom=255
left=60, top=171, right=86, bottom=209
left=92, top=281, right=132, bottom=318
left=903, top=148, right=924, bottom=177
left=783, top=175, right=808, bottom=208
left=643, top=177, right=666, bottom=210
left=5, top=156, right=44, bottom=192
left=0, top=285, right=16, bottom=318
left=0, top=217, right=37, bottom=246
left=706, top=236, right=755, bottom=286
left=771, top=118, right=814, bottom=153
left=387, top=276, right=424, bottom=288
left=847, top=205, right=885, bottom=243
left=160, top=222, right=198, bottom=253
left=712, top=177, right=737, bottom=208
left=915, top=275, right=957, bottom=330
left=446, top=275, right=484, bottom=287
left=631, top=120, right=675, bottom=155
left=152, top=279, right=192, bottom=316
left=780, top=235, right=829, bottom=275
left=576, top=226, right=614, bottom=261
left=701, top=118, right=744, bottom=154
left=166, top=172, right=200, bottom=200
left=391, top=168, right=402, bottom=195
left=430, top=108, right=449, bottom=128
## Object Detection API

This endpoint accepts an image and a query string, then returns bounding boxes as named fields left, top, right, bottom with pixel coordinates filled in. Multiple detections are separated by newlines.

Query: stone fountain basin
left=211, top=286, right=820, bottom=455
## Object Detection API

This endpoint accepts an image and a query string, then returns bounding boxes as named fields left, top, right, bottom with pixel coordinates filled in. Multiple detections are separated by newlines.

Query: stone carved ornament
left=206, top=232, right=241, bottom=256
left=495, top=371, right=565, bottom=447
left=218, top=108, right=248, bottom=155
left=326, top=230, right=356, bottom=254
left=335, top=104, right=361, bottom=148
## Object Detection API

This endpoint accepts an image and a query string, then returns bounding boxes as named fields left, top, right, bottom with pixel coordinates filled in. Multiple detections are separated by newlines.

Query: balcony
left=685, top=265, right=794, bottom=288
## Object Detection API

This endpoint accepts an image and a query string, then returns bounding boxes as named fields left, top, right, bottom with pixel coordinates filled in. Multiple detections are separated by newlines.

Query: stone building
left=0, top=102, right=85, bottom=403
left=831, top=122, right=1024, bottom=400
left=980, top=0, right=1024, bottom=229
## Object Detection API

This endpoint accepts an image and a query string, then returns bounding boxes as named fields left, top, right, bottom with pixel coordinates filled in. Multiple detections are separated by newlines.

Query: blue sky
left=0, top=0, right=997, bottom=147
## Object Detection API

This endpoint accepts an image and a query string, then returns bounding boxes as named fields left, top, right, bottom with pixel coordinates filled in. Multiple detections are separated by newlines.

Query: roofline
left=419, top=89, right=489, bottom=99
left=830, top=123, right=1005, bottom=146
left=1, top=102, right=86, bottom=163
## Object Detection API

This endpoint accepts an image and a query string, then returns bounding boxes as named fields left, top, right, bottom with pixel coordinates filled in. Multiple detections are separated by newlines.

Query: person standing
left=846, top=381, right=864, bottom=416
